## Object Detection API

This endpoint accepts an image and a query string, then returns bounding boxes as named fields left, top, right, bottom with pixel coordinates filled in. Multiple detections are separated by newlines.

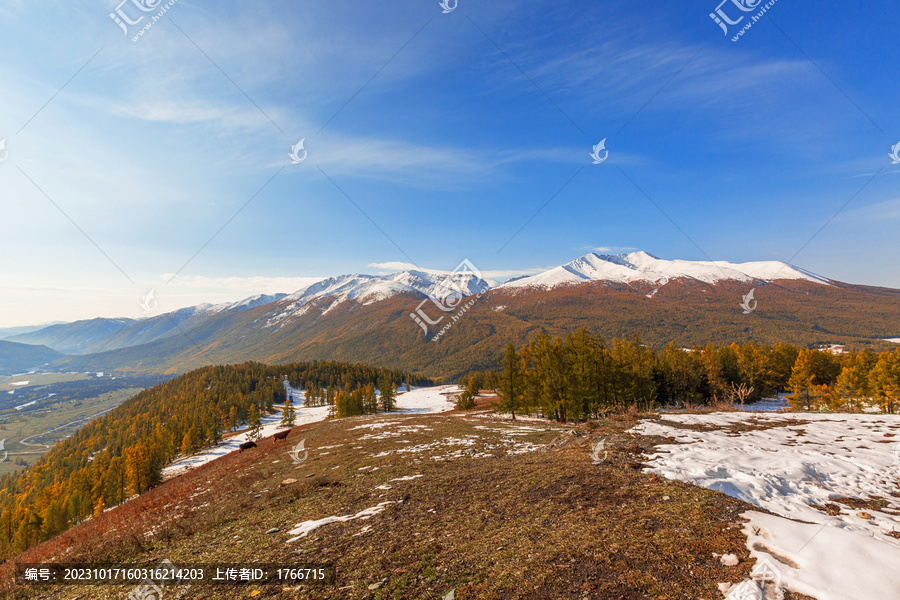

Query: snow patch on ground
left=162, top=405, right=330, bottom=479
left=742, top=510, right=900, bottom=600
left=393, top=385, right=459, bottom=414
left=630, top=412, right=900, bottom=600
left=161, top=385, right=459, bottom=479
left=286, top=501, right=398, bottom=543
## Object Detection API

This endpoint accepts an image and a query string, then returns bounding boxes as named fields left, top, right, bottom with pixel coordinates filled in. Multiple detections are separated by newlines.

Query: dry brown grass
left=3, top=411, right=816, bottom=600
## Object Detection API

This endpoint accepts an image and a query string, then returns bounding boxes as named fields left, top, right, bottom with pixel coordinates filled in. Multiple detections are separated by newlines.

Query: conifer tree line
left=0, top=360, right=425, bottom=559
left=461, top=331, right=900, bottom=420
left=283, top=361, right=414, bottom=417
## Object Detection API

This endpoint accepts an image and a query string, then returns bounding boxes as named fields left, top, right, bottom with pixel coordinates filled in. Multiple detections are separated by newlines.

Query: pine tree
left=661, top=341, right=705, bottom=407
left=363, top=383, right=378, bottom=414
left=871, top=349, right=900, bottom=414
left=379, top=380, right=395, bottom=412
left=520, top=343, right=540, bottom=415
left=210, top=414, right=222, bottom=446
left=787, top=349, right=834, bottom=411
left=281, top=396, right=296, bottom=428
left=228, top=405, right=239, bottom=432
left=455, top=390, right=476, bottom=410
left=566, top=331, right=590, bottom=419
left=126, top=442, right=154, bottom=495
left=834, top=351, right=872, bottom=411
left=248, top=403, right=262, bottom=441
left=497, top=342, right=523, bottom=420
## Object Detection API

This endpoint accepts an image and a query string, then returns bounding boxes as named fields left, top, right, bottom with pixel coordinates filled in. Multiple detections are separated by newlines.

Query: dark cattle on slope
left=239, top=441, right=257, bottom=452
left=273, top=429, right=291, bottom=443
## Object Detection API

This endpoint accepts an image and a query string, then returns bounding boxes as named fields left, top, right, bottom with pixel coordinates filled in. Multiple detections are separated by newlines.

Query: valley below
left=0, top=373, right=170, bottom=476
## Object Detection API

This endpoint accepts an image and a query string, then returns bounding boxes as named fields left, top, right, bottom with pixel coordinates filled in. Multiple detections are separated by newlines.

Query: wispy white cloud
left=837, top=197, right=900, bottom=223
left=368, top=261, right=419, bottom=272
left=589, top=246, right=637, bottom=254
left=161, top=274, right=323, bottom=293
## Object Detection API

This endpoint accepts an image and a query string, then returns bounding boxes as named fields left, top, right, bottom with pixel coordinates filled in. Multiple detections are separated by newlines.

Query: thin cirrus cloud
left=509, top=33, right=819, bottom=139
left=836, top=197, right=900, bottom=224
left=591, top=246, right=637, bottom=254
left=368, top=262, right=422, bottom=272
left=160, top=274, right=324, bottom=294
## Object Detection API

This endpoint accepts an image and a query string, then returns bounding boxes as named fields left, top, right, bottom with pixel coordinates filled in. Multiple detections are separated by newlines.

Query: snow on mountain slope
left=266, top=270, right=493, bottom=328
left=499, top=251, right=830, bottom=290
left=206, top=293, right=288, bottom=314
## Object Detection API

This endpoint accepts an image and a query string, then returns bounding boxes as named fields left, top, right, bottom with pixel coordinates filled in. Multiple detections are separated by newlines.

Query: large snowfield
left=631, top=412, right=900, bottom=600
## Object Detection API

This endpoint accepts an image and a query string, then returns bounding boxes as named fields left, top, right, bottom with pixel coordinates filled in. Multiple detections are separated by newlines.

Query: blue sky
left=0, top=0, right=898, bottom=326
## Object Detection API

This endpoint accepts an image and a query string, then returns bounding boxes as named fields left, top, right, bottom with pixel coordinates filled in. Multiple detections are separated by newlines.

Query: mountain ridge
left=10, top=251, right=900, bottom=379
left=499, top=251, right=830, bottom=290
left=8, top=293, right=287, bottom=355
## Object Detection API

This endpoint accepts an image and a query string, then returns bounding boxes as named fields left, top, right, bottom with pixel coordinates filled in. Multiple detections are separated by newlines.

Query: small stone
left=720, top=553, right=739, bottom=567
left=282, top=478, right=298, bottom=485
left=443, top=591, right=456, bottom=600
left=265, top=528, right=280, bottom=535
left=305, top=473, right=316, bottom=478
left=368, top=577, right=388, bottom=590
left=662, top=496, right=670, bottom=501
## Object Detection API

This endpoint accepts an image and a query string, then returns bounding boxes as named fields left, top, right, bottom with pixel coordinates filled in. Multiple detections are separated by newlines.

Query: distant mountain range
left=0, top=322, right=67, bottom=340
left=7, top=252, right=900, bottom=379
left=7, top=294, right=287, bottom=355
left=0, top=340, right=63, bottom=376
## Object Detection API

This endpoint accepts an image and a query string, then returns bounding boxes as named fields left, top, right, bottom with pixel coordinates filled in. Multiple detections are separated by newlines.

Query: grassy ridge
left=2, top=408, right=816, bottom=599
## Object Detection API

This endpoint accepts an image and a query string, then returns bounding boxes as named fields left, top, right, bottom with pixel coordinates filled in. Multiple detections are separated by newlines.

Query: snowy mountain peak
left=263, top=251, right=831, bottom=326
left=211, top=293, right=288, bottom=313
left=267, top=269, right=494, bottom=327
left=500, top=251, right=830, bottom=290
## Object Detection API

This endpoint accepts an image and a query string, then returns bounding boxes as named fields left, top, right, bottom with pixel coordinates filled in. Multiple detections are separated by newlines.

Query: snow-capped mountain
left=267, top=250, right=827, bottom=326
left=499, top=251, right=830, bottom=290
left=199, top=293, right=289, bottom=315
left=20, top=249, right=900, bottom=379
left=267, top=270, right=493, bottom=327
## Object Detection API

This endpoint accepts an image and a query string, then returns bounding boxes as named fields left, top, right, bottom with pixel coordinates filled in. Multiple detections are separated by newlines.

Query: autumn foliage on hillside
left=0, top=360, right=424, bottom=559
